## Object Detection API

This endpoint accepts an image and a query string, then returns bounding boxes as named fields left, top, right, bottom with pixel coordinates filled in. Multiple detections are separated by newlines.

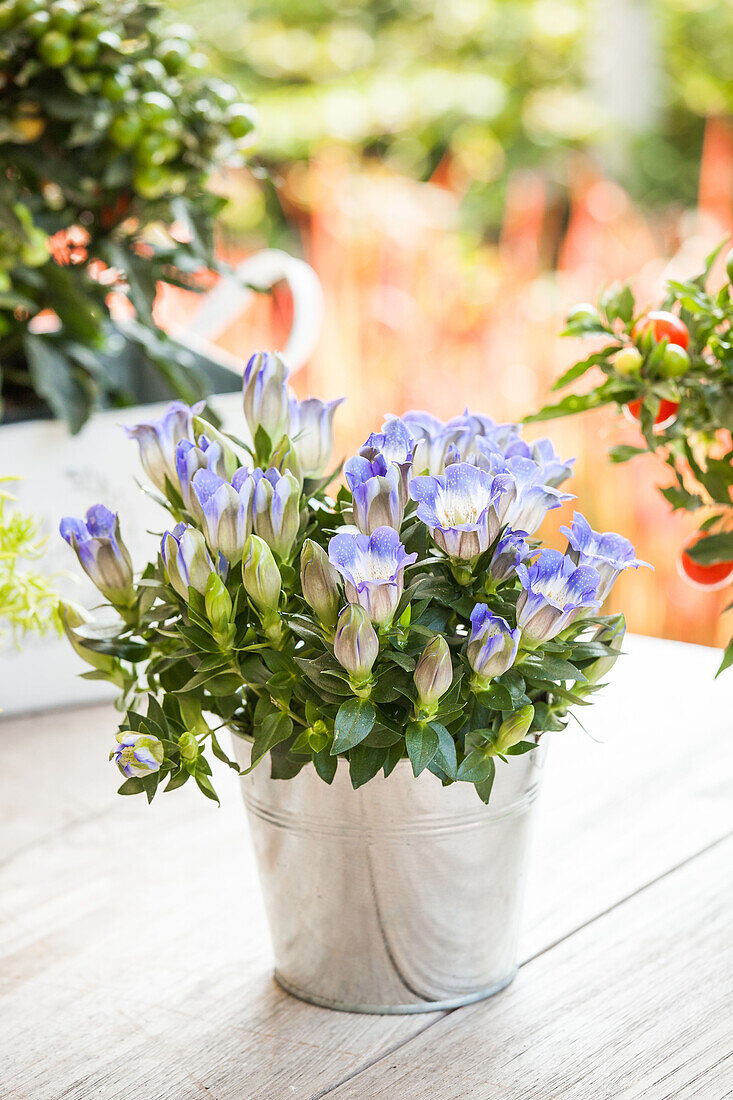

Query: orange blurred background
left=157, top=119, right=733, bottom=651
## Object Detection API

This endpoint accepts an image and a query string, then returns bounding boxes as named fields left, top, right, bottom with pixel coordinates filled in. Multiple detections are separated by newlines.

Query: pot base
left=273, top=968, right=518, bottom=1015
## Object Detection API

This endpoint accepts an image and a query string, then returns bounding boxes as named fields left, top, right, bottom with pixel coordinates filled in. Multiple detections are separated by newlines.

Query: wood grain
left=325, top=835, right=733, bottom=1100
left=0, top=635, right=731, bottom=1099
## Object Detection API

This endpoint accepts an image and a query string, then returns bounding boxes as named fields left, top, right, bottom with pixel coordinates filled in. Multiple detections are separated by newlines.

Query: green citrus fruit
left=50, top=1, right=78, bottom=31
left=612, top=346, right=643, bottom=376
left=72, top=37, right=98, bottom=67
left=38, top=30, right=73, bottom=66
left=226, top=103, right=256, bottom=139
left=101, top=71, right=131, bottom=102
left=109, top=111, right=142, bottom=149
left=659, top=343, right=690, bottom=378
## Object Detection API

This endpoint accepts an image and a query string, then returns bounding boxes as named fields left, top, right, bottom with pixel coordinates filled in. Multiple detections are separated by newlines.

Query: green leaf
left=24, top=333, right=93, bottom=433
left=685, top=533, right=733, bottom=565
left=457, top=748, right=495, bottom=783
left=660, top=485, right=704, bottom=512
left=474, top=759, right=496, bottom=804
left=525, top=389, right=612, bottom=423
left=383, top=742, right=404, bottom=778
left=405, top=721, right=440, bottom=776
left=429, top=720, right=457, bottom=780
left=609, top=445, right=646, bottom=464
left=520, top=655, right=586, bottom=682
left=331, top=698, right=376, bottom=754
left=348, top=745, right=386, bottom=788
left=117, top=777, right=144, bottom=796
left=551, top=350, right=614, bottom=392
left=716, top=638, right=733, bottom=678
left=313, top=748, right=338, bottom=784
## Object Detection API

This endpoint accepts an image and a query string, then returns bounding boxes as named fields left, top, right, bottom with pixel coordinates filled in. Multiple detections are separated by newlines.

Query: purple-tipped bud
left=466, top=605, right=520, bottom=686
left=252, top=467, right=301, bottom=561
left=60, top=505, right=134, bottom=608
left=300, top=539, right=342, bottom=630
left=192, top=469, right=252, bottom=565
left=289, top=395, right=344, bottom=477
left=414, top=635, right=453, bottom=709
left=333, top=604, right=379, bottom=684
left=242, top=351, right=290, bottom=445
left=125, top=400, right=202, bottom=494
left=161, top=523, right=218, bottom=599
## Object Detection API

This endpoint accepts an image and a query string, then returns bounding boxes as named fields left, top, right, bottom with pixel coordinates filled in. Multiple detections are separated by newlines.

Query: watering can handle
left=181, top=248, right=323, bottom=375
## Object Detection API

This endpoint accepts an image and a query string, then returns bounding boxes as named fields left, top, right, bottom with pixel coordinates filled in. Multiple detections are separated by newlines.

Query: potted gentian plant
left=60, top=351, right=647, bottom=1012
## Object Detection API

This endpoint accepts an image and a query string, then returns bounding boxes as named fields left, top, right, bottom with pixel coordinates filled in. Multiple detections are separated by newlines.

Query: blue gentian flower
left=489, top=528, right=530, bottom=584
left=289, top=395, right=344, bottom=477
left=176, top=436, right=230, bottom=514
left=364, top=417, right=415, bottom=465
left=111, top=731, right=164, bottom=779
left=466, top=605, right=520, bottom=684
left=410, top=462, right=512, bottom=562
left=328, top=526, right=417, bottom=625
left=560, top=512, right=651, bottom=600
left=530, top=438, right=575, bottom=487
left=345, top=453, right=404, bottom=534
left=161, top=522, right=222, bottom=599
left=516, top=549, right=601, bottom=645
left=60, top=505, right=134, bottom=607
left=402, top=410, right=472, bottom=474
left=242, top=351, right=291, bottom=444
left=125, top=400, right=203, bottom=493
left=250, top=467, right=301, bottom=560
left=500, top=456, right=574, bottom=535
left=192, top=469, right=252, bottom=565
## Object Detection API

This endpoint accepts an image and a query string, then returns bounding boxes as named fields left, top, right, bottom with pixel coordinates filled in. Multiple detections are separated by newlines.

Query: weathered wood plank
left=324, top=834, right=733, bottom=1100
left=0, top=635, right=731, bottom=1099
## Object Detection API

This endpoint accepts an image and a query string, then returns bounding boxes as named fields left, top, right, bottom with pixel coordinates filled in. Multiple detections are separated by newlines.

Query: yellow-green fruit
left=612, top=346, right=643, bottom=376
left=38, top=30, right=73, bottom=66
left=76, top=9, right=104, bottom=38
left=16, top=0, right=44, bottom=17
left=138, top=91, right=175, bottom=124
left=11, top=113, right=45, bottom=142
left=25, top=9, right=51, bottom=36
left=660, top=343, right=690, bottom=378
left=135, top=131, right=179, bottom=166
left=226, top=103, right=256, bottom=139
left=72, top=37, right=98, bottom=68
left=132, top=164, right=170, bottom=199
left=0, top=3, right=19, bottom=32
left=158, top=38, right=191, bottom=73
left=109, top=112, right=142, bottom=149
left=101, top=71, right=131, bottom=102
left=50, top=1, right=79, bottom=32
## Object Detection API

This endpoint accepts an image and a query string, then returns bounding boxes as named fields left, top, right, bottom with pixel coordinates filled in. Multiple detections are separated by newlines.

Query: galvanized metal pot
left=233, top=737, right=546, bottom=1014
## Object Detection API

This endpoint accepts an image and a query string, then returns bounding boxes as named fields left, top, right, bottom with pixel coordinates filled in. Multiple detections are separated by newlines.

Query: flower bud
left=252, top=468, right=301, bottom=561
left=584, top=614, right=626, bottom=684
left=290, top=395, right=344, bottom=478
left=242, top=534, right=281, bottom=614
left=178, top=731, right=199, bottom=766
left=192, top=469, right=251, bottom=565
left=270, top=434, right=303, bottom=488
left=111, top=731, right=164, bottom=778
left=60, top=505, right=135, bottom=609
left=300, top=539, right=342, bottom=630
left=466, top=605, right=520, bottom=687
left=204, top=572, right=234, bottom=644
left=242, top=351, right=290, bottom=446
left=333, top=604, right=379, bottom=685
left=494, top=705, right=535, bottom=755
left=161, top=523, right=218, bottom=599
left=125, top=400, right=202, bottom=494
left=414, top=635, right=452, bottom=710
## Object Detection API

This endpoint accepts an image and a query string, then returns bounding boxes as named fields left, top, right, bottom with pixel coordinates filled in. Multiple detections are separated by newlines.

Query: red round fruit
left=634, top=310, right=689, bottom=350
left=623, top=397, right=679, bottom=430
left=678, top=534, right=733, bottom=591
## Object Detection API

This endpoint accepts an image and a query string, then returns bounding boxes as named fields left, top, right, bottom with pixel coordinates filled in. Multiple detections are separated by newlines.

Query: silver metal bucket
left=234, top=737, right=546, bottom=1014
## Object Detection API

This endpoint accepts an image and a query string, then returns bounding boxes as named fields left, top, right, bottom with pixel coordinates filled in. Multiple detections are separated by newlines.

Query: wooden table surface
left=1, top=634, right=732, bottom=1099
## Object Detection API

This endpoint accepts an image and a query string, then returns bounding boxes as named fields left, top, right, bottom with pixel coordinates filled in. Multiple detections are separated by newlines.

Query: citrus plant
left=0, top=0, right=256, bottom=430
left=530, top=243, right=733, bottom=675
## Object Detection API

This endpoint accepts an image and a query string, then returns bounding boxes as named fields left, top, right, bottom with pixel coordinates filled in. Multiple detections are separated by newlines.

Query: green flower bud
left=333, top=604, right=379, bottom=688
left=111, top=732, right=164, bottom=778
left=414, top=635, right=452, bottom=711
left=243, top=535, right=282, bottom=643
left=204, top=572, right=234, bottom=644
left=270, top=434, right=303, bottom=488
left=300, top=539, right=342, bottom=631
left=178, top=731, right=199, bottom=766
left=584, top=613, right=626, bottom=684
left=495, top=704, right=535, bottom=755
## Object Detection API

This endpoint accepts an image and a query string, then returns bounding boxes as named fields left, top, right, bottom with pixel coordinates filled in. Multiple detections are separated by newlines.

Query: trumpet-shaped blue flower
left=499, top=456, right=573, bottom=535
left=328, top=526, right=416, bottom=625
left=250, top=467, right=301, bottom=560
left=516, top=549, right=601, bottom=645
left=111, top=731, right=163, bottom=779
left=176, top=436, right=231, bottom=514
left=466, top=606, right=520, bottom=685
left=60, top=505, right=134, bottom=607
left=489, top=528, right=530, bottom=585
left=410, top=462, right=512, bottom=562
left=289, top=395, right=344, bottom=477
left=242, top=351, right=290, bottom=444
left=125, top=400, right=203, bottom=493
left=161, top=522, right=223, bottom=599
left=345, top=453, right=404, bottom=534
left=402, top=410, right=473, bottom=474
left=364, top=417, right=415, bottom=465
left=560, top=512, right=651, bottom=601
left=192, top=469, right=252, bottom=565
